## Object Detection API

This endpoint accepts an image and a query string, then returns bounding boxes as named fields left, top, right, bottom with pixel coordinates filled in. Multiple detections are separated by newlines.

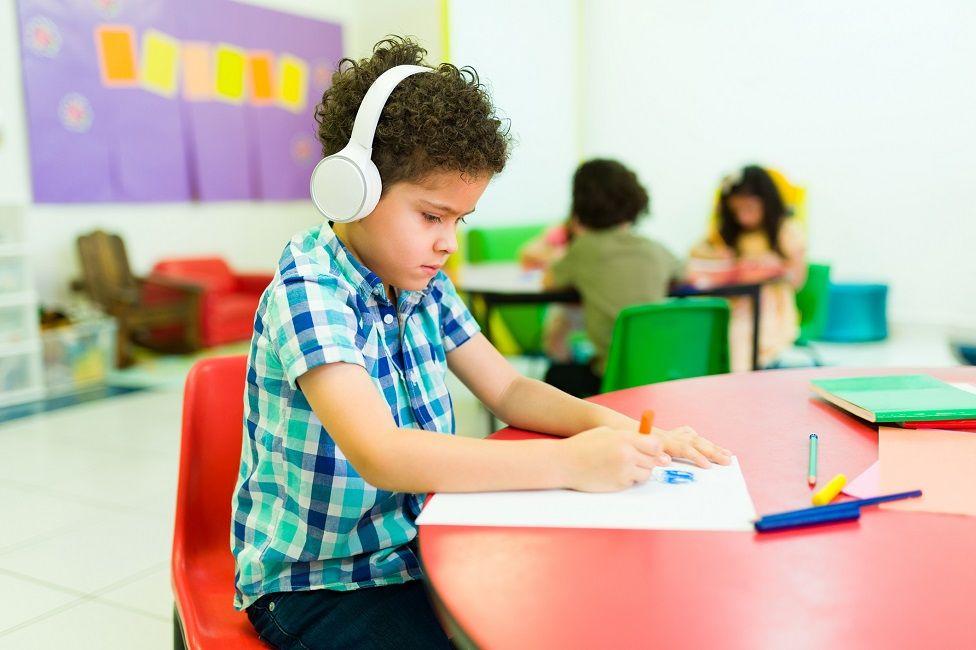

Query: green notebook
left=810, top=375, right=976, bottom=423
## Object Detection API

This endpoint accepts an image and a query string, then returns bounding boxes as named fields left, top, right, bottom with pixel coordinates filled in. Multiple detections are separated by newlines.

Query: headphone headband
left=349, top=65, right=432, bottom=151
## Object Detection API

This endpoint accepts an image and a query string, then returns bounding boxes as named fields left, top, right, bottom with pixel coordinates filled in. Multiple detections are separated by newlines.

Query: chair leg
left=173, top=604, right=187, bottom=650
left=116, top=319, right=133, bottom=368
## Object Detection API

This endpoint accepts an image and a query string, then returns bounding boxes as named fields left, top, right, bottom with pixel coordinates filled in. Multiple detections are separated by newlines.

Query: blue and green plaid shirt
left=231, top=223, right=480, bottom=610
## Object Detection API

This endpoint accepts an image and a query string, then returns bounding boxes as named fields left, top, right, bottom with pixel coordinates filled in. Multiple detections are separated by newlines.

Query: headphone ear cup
left=310, top=146, right=372, bottom=222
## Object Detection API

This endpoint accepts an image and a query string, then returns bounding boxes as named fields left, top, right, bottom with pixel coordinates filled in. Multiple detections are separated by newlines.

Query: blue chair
left=821, top=283, right=888, bottom=342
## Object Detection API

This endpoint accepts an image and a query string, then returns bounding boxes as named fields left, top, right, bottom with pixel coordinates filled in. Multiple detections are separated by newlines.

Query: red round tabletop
left=419, top=367, right=976, bottom=650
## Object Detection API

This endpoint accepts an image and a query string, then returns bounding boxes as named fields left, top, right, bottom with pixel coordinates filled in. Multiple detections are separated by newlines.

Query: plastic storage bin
left=41, top=318, right=118, bottom=396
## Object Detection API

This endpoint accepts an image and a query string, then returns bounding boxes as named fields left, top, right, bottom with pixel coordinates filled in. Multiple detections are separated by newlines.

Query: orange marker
left=639, top=410, right=655, bottom=434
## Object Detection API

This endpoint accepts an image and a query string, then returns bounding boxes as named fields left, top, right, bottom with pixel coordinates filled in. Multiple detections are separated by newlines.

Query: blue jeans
left=246, top=581, right=453, bottom=649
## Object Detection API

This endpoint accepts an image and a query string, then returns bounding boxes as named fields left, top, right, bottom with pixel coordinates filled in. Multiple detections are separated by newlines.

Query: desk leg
left=481, top=297, right=499, bottom=434
left=482, top=296, right=493, bottom=345
left=751, top=286, right=762, bottom=371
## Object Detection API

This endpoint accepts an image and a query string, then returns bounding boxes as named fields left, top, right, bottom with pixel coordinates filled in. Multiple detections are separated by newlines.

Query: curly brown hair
left=314, top=36, right=510, bottom=189
left=571, top=159, right=650, bottom=230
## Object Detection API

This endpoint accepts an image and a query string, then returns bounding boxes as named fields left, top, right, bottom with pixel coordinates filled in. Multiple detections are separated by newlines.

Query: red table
left=419, top=368, right=976, bottom=649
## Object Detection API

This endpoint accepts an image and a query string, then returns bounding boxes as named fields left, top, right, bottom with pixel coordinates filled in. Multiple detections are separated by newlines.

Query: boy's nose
left=437, top=232, right=459, bottom=255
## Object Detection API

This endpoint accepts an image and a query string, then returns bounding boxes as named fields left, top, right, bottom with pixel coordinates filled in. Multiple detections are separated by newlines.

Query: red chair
left=151, top=258, right=273, bottom=347
left=172, top=355, right=267, bottom=649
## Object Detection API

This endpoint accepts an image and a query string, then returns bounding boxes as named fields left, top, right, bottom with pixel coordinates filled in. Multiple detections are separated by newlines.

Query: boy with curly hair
left=232, top=38, right=730, bottom=648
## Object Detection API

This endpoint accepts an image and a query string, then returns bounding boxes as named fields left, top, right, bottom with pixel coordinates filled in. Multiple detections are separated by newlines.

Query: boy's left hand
left=651, top=425, right=732, bottom=468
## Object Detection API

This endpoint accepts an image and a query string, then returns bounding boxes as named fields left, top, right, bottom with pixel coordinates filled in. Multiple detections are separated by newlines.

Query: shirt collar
left=316, top=224, right=434, bottom=310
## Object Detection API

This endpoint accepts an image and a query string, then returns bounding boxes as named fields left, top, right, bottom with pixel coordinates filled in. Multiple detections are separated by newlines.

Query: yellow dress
left=726, top=220, right=805, bottom=372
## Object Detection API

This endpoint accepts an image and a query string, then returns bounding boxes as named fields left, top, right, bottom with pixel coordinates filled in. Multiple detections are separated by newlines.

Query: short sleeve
left=549, top=242, right=578, bottom=288
left=778, top=219, right=807, bottom=260
left=435, top=272, right=481, bottom=352
left=263, top=272, right=366, bottom=388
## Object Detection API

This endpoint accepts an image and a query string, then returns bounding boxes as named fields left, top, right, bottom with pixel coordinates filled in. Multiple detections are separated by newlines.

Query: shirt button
left=383, top=314, right=394, bottom=325
left=268, top=601, right=275, bottom=612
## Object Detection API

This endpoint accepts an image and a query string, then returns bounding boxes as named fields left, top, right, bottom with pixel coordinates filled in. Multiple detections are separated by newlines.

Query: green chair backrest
left=796, top=263, right=831, bottom=343
left=465, top=224, right=551, bottom=263
left=465, top=224, right=553, bottom=354
left=601, top=298, right=731, bottom=393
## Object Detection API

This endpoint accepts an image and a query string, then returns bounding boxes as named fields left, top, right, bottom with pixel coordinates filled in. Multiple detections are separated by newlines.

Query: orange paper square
left=95, top=25, right=138, bottom=86
left=182, top=42, right=212, bottom=100
left=879, top=426, right=976, bottom=516
left=248, top=51, right=275, bottom=104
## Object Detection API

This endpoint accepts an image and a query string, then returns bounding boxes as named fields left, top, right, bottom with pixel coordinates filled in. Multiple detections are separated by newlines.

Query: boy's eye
left=423, top=213, right=441, bottom=223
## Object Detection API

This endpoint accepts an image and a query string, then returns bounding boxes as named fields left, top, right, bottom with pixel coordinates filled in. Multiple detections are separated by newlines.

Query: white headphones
left=309, top=64, right=432, bottom=223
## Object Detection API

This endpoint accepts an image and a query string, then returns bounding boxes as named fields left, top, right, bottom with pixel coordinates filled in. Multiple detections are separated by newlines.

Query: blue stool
left=951, top=341, right=976, bottom=365
left=822, top=283, right=889, bottom=342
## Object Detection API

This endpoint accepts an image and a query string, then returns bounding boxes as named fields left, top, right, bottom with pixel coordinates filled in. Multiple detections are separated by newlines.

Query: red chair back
left=172, top=355, right=266, bottom=648
left=154, top=258, right=236, bottom=294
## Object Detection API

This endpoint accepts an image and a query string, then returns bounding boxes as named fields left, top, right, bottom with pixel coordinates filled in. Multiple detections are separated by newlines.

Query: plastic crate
left=41, top=318, right=118, bottom=396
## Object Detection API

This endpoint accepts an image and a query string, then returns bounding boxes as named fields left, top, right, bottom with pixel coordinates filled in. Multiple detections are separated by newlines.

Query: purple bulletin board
left=16, top=0, right=343, bottom=203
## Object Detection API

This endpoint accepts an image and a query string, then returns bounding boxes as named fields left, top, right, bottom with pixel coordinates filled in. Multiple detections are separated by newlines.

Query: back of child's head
left=717, top=165, right=788, bottom=255
left=571, top=159, right=649, bottom=230
left=314, top=36, right=509, bottom=190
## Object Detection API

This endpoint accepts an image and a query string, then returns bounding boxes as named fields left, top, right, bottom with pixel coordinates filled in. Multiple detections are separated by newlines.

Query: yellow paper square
left=215, top=43, right=246, bottom=103
left=140, top=29, right=180, bottom=97
left=182, top=41, right=212, bottom=100
left=277, top=54, right=308, bottom=112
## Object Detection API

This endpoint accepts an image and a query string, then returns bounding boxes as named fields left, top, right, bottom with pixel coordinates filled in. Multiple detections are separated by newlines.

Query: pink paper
left=878, top=426, right=976, bottom=516
left=843, top=460, right=881, bottom=499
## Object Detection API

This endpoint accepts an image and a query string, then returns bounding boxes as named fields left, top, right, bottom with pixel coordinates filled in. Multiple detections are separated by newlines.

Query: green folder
left=810, top=375, right=976, bottom=423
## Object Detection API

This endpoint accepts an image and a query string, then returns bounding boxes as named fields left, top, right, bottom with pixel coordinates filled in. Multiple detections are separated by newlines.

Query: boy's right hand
left=561, top=427, right=672, bottom=492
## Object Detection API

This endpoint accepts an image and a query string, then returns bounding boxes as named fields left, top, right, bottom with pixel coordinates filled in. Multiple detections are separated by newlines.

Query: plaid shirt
left=231, top=223, right=480, bottom=610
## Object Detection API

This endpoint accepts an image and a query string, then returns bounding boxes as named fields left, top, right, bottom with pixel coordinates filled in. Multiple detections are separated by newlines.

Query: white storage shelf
left=0, top=343, right=44, bottom=408
left=0, top=208, right=44, bottom=409
left=0, top=295, right=39, bottom=345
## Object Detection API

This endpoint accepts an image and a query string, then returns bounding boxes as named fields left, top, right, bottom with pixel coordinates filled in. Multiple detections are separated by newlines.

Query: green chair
left=465, top=224, right=552, bottom=354
left=796, top=263, right=831, bottom=343
left=601, top=298, right=731, bottom=393
left=466, top=225, right=554, bottom=264
left=787, top=262, right=831, bottom=367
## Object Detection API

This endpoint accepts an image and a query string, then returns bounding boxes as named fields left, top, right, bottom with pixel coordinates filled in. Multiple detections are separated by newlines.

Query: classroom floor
left=0, top=323, right=963, bottom=648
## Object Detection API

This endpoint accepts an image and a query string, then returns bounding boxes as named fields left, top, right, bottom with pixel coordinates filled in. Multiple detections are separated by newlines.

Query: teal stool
left=822, top=283, right=889, bottom=342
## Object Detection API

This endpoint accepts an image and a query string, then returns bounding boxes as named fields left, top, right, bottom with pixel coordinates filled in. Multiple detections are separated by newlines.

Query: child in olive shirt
left=543, top=159, right=682, bottom=397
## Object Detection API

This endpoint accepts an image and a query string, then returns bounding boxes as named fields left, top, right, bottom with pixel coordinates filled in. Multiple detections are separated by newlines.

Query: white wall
left=0, top=3, right=32, bottom=205
left=581, top=0, right=976, bottom=327
left=449, top=1, right=580, bottom=227
left=354, top=0, right=443, bottom=64
left=1, top=0, right=443, bottom=304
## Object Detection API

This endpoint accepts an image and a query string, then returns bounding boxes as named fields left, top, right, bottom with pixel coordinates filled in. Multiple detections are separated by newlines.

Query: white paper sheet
left=416, top=457, right=757, bottom=531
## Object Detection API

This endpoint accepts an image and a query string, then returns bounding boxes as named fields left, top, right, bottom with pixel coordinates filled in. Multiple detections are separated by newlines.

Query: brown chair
left=76, top=230, right=203, bottom=367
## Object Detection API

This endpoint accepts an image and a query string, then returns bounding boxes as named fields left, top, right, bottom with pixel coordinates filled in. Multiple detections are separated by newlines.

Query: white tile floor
left=0, top=324, right=964, bottom=647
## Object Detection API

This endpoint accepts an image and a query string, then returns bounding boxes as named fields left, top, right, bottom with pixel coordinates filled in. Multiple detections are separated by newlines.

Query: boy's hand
left=560, top=427, right=671, bottom=492
left=653, top=425, right=732, bottom=468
